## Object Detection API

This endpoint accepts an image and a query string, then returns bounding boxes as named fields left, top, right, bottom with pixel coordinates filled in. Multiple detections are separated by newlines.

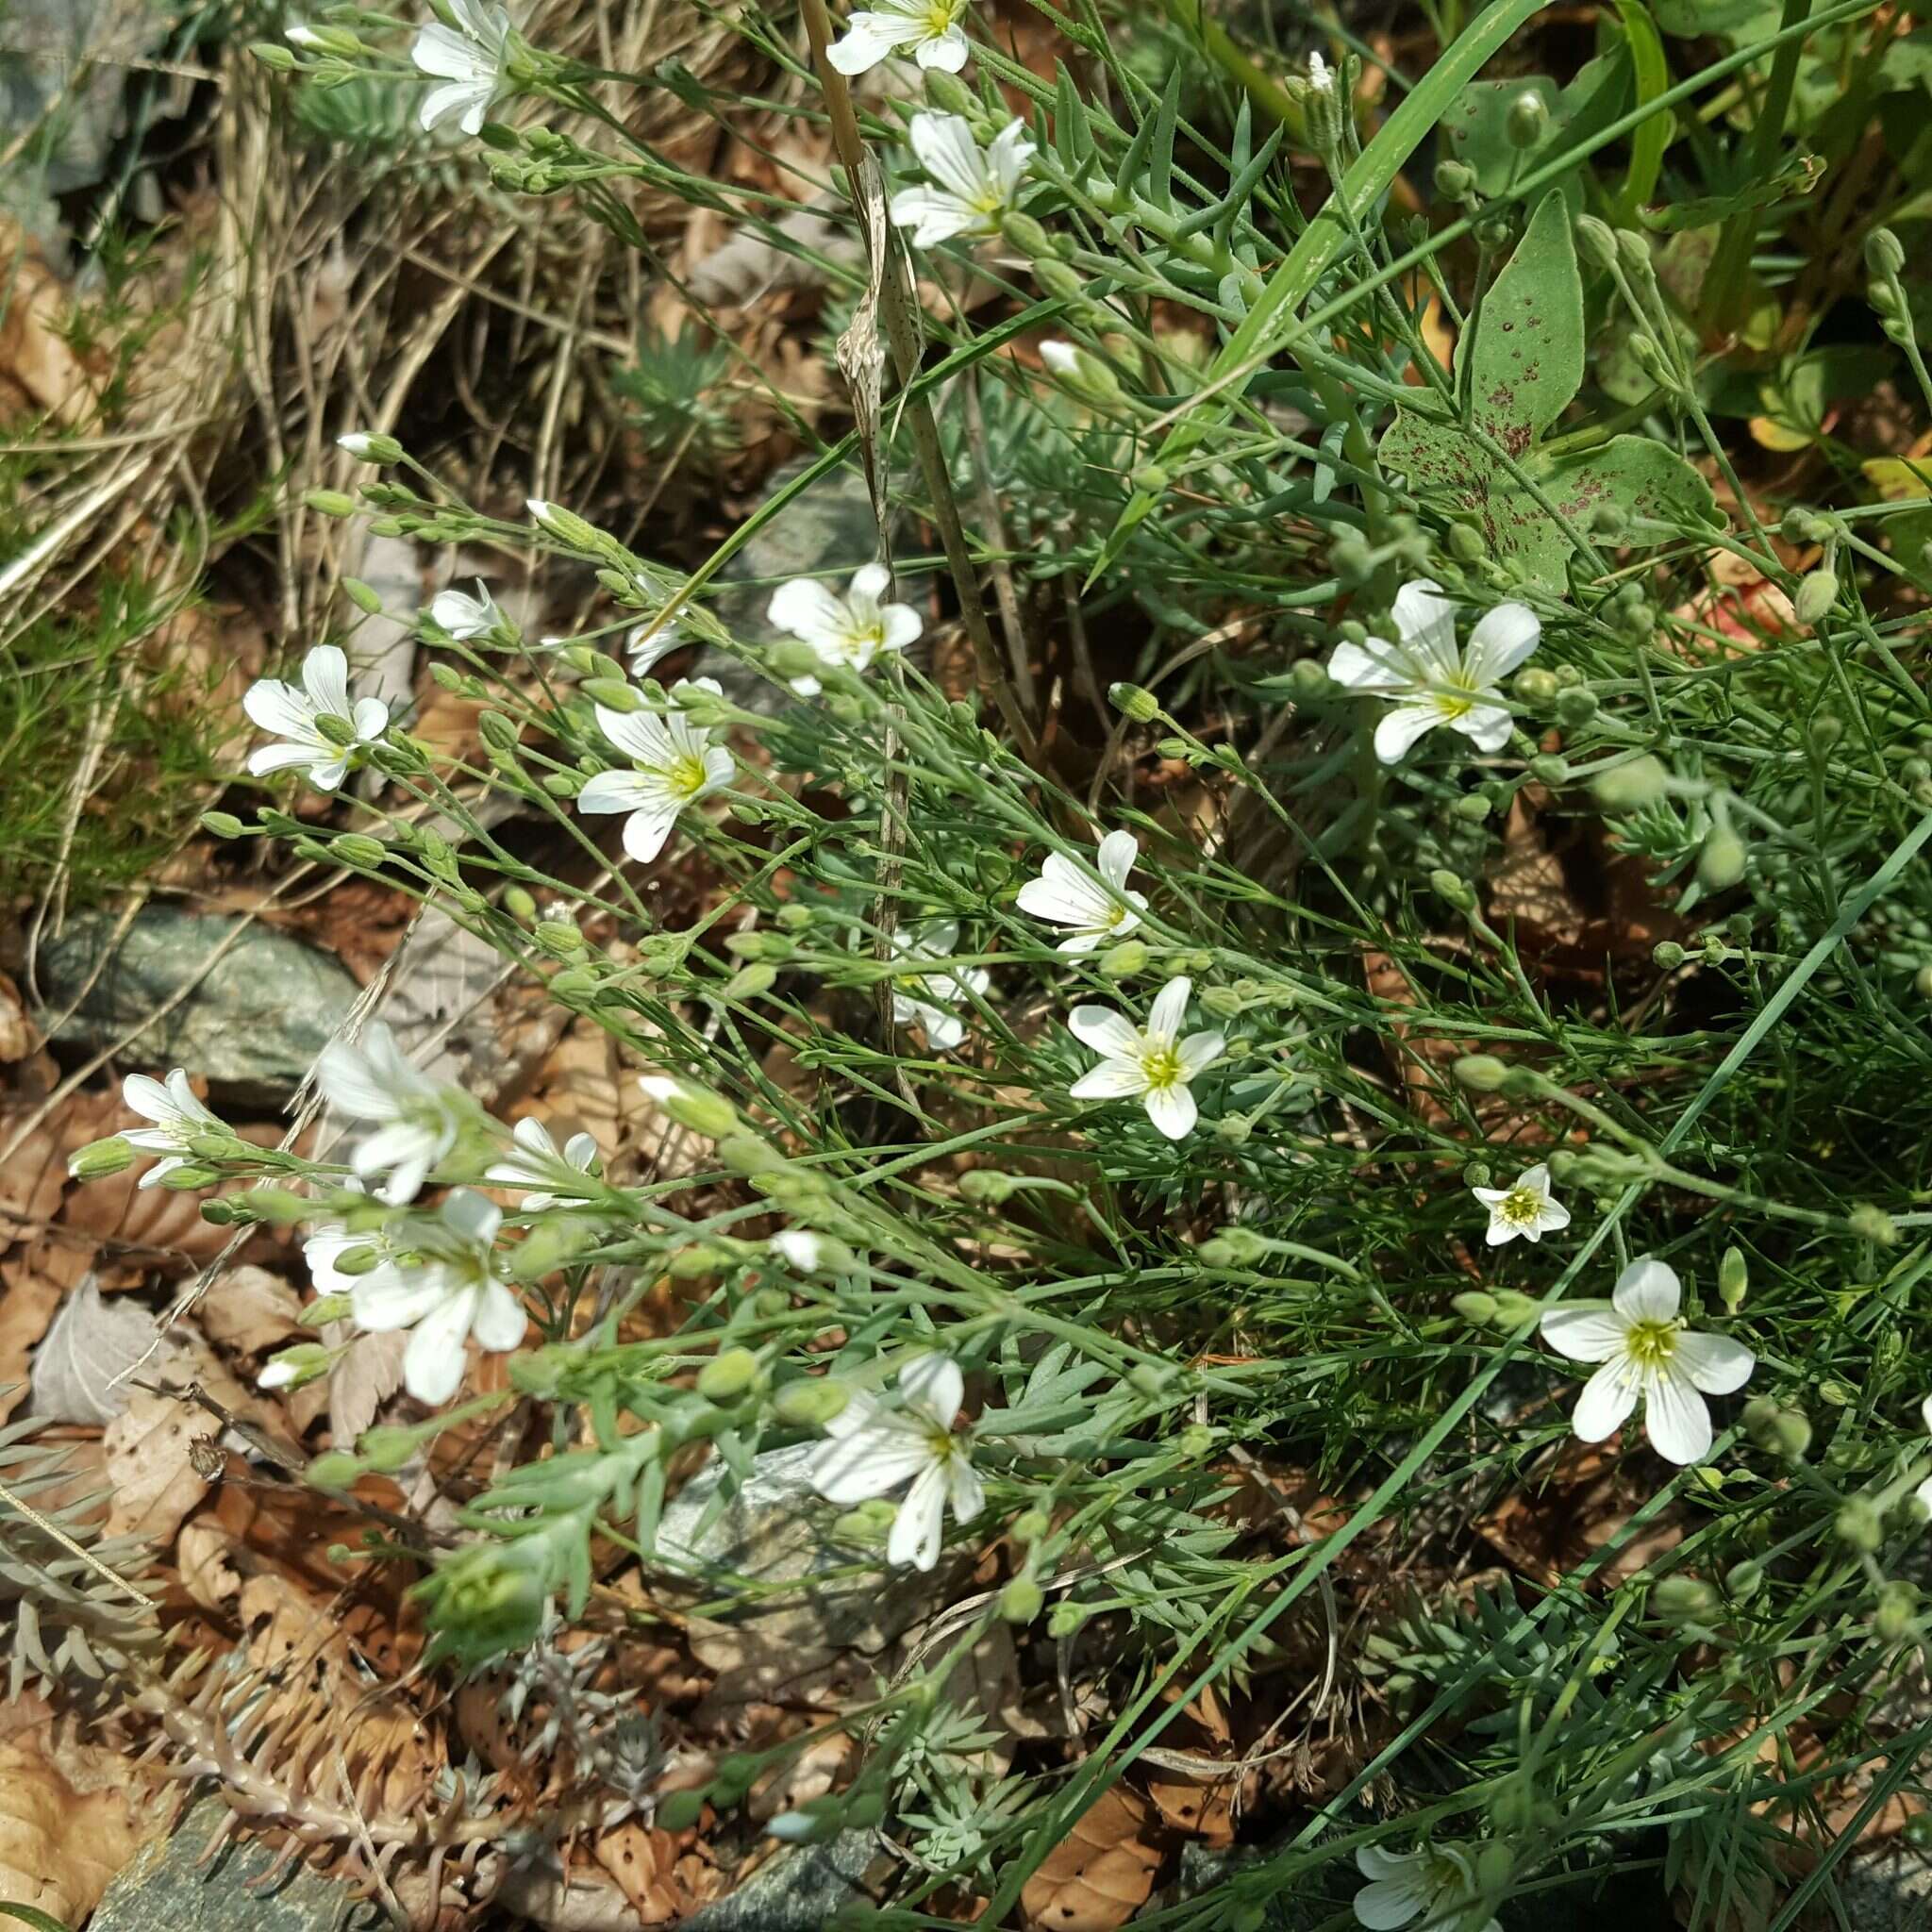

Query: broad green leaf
left=1462, top=191, right=1585, bottom=452
left=1380, top=194, right=1719, bottom=590
left=1444, top=78, right=1564, bottom=195
left=1652, top=0, right=1783, bottom=39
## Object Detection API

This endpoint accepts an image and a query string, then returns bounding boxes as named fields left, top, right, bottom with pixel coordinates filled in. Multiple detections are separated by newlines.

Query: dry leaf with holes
left=0, top=1726, right=160, bottom=1921
left=175, top=1514, right=242, bottom=1612
left=1019, top=1787, right=1165, bottom=1932
left=103, top=1388, right=222, bottom=1541
left=593, top=1822, right=692, bottom=1923
left=0, top=972, right=37, bottom=1062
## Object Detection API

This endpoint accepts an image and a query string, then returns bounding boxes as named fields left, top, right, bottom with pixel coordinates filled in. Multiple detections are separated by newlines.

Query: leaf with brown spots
left=1019, top=1787, right=1166, bottom=1932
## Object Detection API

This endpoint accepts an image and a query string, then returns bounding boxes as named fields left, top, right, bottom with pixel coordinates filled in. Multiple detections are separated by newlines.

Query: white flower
left=1471, top=1161, right=1570, bottom=1247
left=577, top=679, right=734, bottom=865
left=1540, top=1256, right=1756, bottom=1466
left=1040, top=340, right=1081, bottom=378
left=119, top=1070, right=226, bottom=1189
left=766, top=564, right=921, bottom=695
left=411, top=0, right=513, bottom=136
left=771, top=1231, right=827, bottom=1271
left=317, top=1022, right=469, bottom=1206
left=428, top=579, right=504, bottom=640
left=1068, top=975, right=1224, bottom=1140
left=1915, top=1395, right=1932, bottom=1516
left=826, top=0, right=971, bottom=75
left=350, top=1191, right=527, bottom=1407
left=485, top=1116, right=600, bottom=1211
left=286, top=25, right=325, bottom=49
left=808, top=1355, right=985, bottom=1571
left=627, top=619, right=684, bottom=676
left=1308, top=49, right=1334, bottom=92
left=1326, top=580, right=1541, bottom=764
left=889, top=115, right=1034, bottom=249
left=1352, top=1843, right=1499, bottom=1932
left=889, top=922, right=991, bottom=1051
left=242, top=644, right=391, bottom=791
left=1017, top=829, right=1147, bottom=954
left=302, top=1179, right=390, bottom=1297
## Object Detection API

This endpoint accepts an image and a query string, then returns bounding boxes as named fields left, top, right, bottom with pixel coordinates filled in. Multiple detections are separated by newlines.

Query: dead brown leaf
left=102, top=1387, right=221, bottom=1541
left=0, top=974, right=37, bottom=1063
left=0, top=224, right=93, bottom=425
left=593, top=1822, right=694, bottom=1923
left=1019, top=1786, right=1165, bottom=1932
left=1476, top=1436, right=1684, bottom=1589
left=198, top=1263, right=303, bottom=1356
left=0, top=1724, right=160, bottom=1921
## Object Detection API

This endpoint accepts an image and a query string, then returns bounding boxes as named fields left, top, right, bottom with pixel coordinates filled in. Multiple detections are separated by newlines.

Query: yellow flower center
left=667, top=752, right=708, bottom=798
left=924, top=0, right=959, bottom=35
left=1623, top=1317, right=1680, bottom=1371
left=1103, top=902, right=1127, bottom=928
left=1140, top=1042, right=1184, bottom=1092
left=1499, top=1185, right=1541, bottom=1227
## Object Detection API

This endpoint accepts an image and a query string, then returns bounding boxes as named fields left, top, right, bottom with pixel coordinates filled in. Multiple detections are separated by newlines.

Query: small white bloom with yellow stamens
left=889, top=114, right=1034, bottom=250
left=1068, top=975, right=1224, bottom=1140
left=1352, top=1843, right=1498, bottom=1932
left=1541, top=1256, right=1755, bottom=1465
left=808, top=1355, right=984, bottom=1571
left=889, top=922, right=991, bottom=1051
left=826, top=0, right=972, bottom=75
left=1471, top=1160, right=1570, bottom=1247
left=1326, top=580, right=1541, bottom=764
left=1017, top=829, right=1147, bottom=954
left=767, top=564, right=922, bottom=696
left=578, top=677, right=734, bottom=865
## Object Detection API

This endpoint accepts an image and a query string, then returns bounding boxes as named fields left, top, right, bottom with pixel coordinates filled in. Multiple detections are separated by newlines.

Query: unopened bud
left=1035, top=258, right=1085, bottom=304
left=697, top=1347, right=762, bottom=1402
left=526, top=497, right=604, bottom=550
left=658, top=1789, right=707, bottom=1832
left=1491, top=1290, right=1541, bottom=1329
left=1836, top=1497, right=1885, bottom=1552
left=1592, top=754, right=1669, bottom=812
left=1794, top=570, right=1839, bottom=625
left=68, top=1135, right=134, bottom=1180
left=1506, top=91, right=1549, bottom=148
left=1453, top=1054, right=1509, bottom=1092
left=303, top=489, right=358, bottom=518
left=1697, top=828, right=1748, bottom=891
left=1433, top=158, right=1476, bottom=201
left=1110, top=682, right=1159, bottom=722
left=1876, top=1579, right=1920, bottom=1641
left=1849, top=1204, right=1898, bottom=1245
left=1431, top=869, right=1477, bottom=912
left=640, top=1076, right=739, bottom=1138
left=1653, top=1575, right=1718, bottom=1623
left=200, top=810, right=246, bottom=839
left=999, top=1576, right=1044, bottom=1624
left=1452, top=1291, right=1498, bottom=1326
left=1866, top=227, right=1907, bottom=277
left=329, top=832, right=388, bottom=869
left=338, top=432, right=404, bottom=463
left=306, top=1451, right=363, bottom=1490
left=772, top=1377, right=852, bottom=1427
left=1099, top=939, right=1149, bottom=978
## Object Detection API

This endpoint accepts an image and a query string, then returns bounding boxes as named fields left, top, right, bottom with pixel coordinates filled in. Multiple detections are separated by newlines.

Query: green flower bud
left=1198, top=985, right=1243, bottom=1021
left=1491, top=1290, right=1541, bottom=1329
left=158, top=1163, right=220, bottom=1190
left=923, top=71, right=976, bottom=116
left=1227, top=1907, right=1267, bottom=1932
left=1506, top=91, right=1549, bottom=148
left=1433, top=158, right=1476, bottom=201
left=1473, top=1843, right=1513, bottom=1894
left=658, top=1789, right=708, bottom=1832
left=303, top=1292, right=355, bottom=1327
left=1099, top=939, right=1149, bottom=978
left=1876, top=1579, right=1919, bottom=1641
left=1011, top=1507, right=1050, bottom=1542
left=1213, top=1112, right=1252, bottom=1144
left=259, top=1341, right=335, bottom=1391
left=1809, top=712, right=1843, bottom=750
left=1794, top=570, right=1839, bottom=625
left=1915, top=963, right=1932, bottom=1001
left=328, top=832, right=388, bottom=869
left=526, top=498, right=606, bottom=551
left=200, top=810, right=246, bottom=839
left=1002, top=211, right=1054, bottom=258
left=1128, top=1362, right=1174, bottom=1396
left=1591, top=755, right=1668, bottom=814
left=251, top=41, right=299, bottom=71
left=1431, top=869, right=1478, bottom=912
left=338, top=431, right=404, bottom=463
left=999, top=1576, right=1044, bottom=1624
left=1452, top=1290, right=1499, bottom=1326
left=1555, top=688, right=1598, bottom=728
left=1453, top=1054, right=1509, bottom=1092
left=307, top=1451, right=364, bottom=1490
left=722, top=963, right=778, bottom=1002
left=1865, top=227, right=1907, bottom=277
left=358, top=1424, right=420, bottom=1473
left=773, top=1378, right=852, bottom=1427
left=1724, top=1558, right=1763, bottom=1600
left=1836, top=1497, right=1885, bottom=1552
left=1451, top=791, right=1493, bottom=823
left=1652, top=1574, right=1718, bottom=1622
left=68, top=1135, right=134, bottom=1180
left=1574, top=214, right=1617, bottom=270
left=1035, top=258, right=1085, bottom=304
left=697, top=1347, right=762, bottom=1402
left=1652, top=940, right=1687, bottom=971
left=582, top=677, right=641, bottom=713
left=303, top=489, right=359, bottom=519
left=642, top=1079, right=740, bottom=1138
left=1046, top=1599, right=1093, bottom=1639
left=1441, top=522, right=1484, bottom=564
left=1109, top=682, right=1159, bottom=722
left=1697, top=827, right=1747, bottom=891
left=1528, top=751, right=1570, bottom=786
left=1718, top=1245, right=1748, bottom=1311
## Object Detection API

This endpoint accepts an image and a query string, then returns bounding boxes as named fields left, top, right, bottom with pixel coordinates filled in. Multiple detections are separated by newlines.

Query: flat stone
left=90, top=1798, right=374, bottom=1932
left=36, top=907, right=360, bottom=1105
left=680, top=1831, right=877, bottom=1932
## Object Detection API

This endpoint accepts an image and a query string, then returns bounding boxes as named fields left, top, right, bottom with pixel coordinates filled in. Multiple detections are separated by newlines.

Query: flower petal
left=621, top=806, right=679, bottom=864
left=810, top=1420, right=933, bottom=1503
left=1148, top=974, right=1191, bottom=1041
left=1070, top=1059, right=1148, bottom=1100
left=1571, top=1357, right=1641, bottom=1443
left=1178, top=1029, right=1224, bottom=1075
left=1643, top=1366, right=1713, bottom=1464
left=1327, top=636, right=1413, bottom=693
left=471, top=1279, right=529, bottom=1353
left=1612, top=1256, right=1681, bottom=1324
left=947, top=1454, right=984, bottom=1525
left=402, top=1291, right=475, bottom=1406
left=1391, top=579, right=1460, bottom=669
left=888, top=1461, right=950, bottom=1570
left=1143, top=1081, right=1198, bottom=1139
left=1373, top=701, right=1441, bottom=764
left=353, top=1267, right=446, bottom=1332
left=768, top=576, right=848, bottom=641
left=909, top=111, right=988, bottom=204
left=1465, top=601, right=1541, bottom=685
left=1673, top=1330, right=1755, bottom=1396
left=1095, top=828, right=1138, bottom=887
left=1539, top=1301, right=1624, bottom=1363
left=1068, top=1004, right=1136, bottom=1057
left=899, top=1353, right=964, bottom=1430
left=1353, top=1872, right=1432, bottom=1930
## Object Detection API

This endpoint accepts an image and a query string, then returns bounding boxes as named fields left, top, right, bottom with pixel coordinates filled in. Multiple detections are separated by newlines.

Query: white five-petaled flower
left=350, top=1191, right=527, bottom=1407
left=1540, top=1256, right=1756, bottom=1466
left=1326, top=580, right=1541, bottom=764
left=889, top=922, right=991, bottom=1051
left=825, top=0, right=971, bottom=75
left=1069, top=975, right=1224, bottom=1140
left=411, top=0, right=513, bottom=136
left=1352, top=1843, right=1499, bottom=1932
left=767, top=564, right=922, bottom=695
left=889, top=114, right=1034, bottom=250
left=1471, top=1160, right=1571, bottom=1247
left=428, top=579, right=504, bottom=641
left=118, top=1070, right=227, bottom=1189
left=809, top=1355, right=985, bottom=1571
left=485, top=1116, right=600, bottom=1211
left=317, top=1021, right=469, bottom=1206
left=578, top=678, right=734, bottom=865
left=1017, top=828, right=1147, bottom=954
left=242, top=644, right=391, bottom=791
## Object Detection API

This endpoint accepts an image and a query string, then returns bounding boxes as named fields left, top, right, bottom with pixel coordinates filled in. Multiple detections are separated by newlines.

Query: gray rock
left=699, top=457, right=929, bottom=714
left=90, top=1798, right=375, bottom=1932
left=680, top=1830, right=877, bottom=1932
left=658, top=1442, right=933, bottom=1680
left=37, top=906, right=360, bottom=1104
left=1831, top=1840, right=1932, bottom=1932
